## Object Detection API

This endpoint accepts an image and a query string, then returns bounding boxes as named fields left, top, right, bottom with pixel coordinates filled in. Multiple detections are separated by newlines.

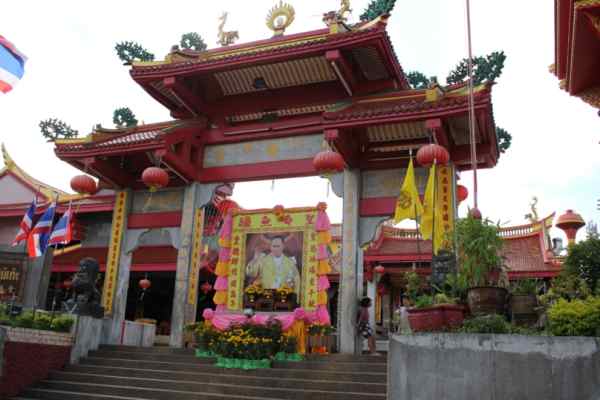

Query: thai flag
left=48, top=207, right=73, bottom=247
left=27, top=202, right=56, bottom=258
left=11, top=199, right=37, bottom=246
left=0, top=35, right=27, bottom=94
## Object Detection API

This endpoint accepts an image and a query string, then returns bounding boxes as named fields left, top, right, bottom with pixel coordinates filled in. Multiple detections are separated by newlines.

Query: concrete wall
left=70, top=316, right=103, bottom=364
left=389, top=334, right=600, bottom=400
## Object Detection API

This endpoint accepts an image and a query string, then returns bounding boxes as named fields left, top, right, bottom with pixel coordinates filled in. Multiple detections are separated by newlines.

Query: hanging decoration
left=139, top=276, right=151, bottom=301
left=313, top=148, right=344, bottom=176
left=217, top=199, right=239, bottom=217
left=456, top=184, right=469, bottom=203
left=142, top=167, right=169, bottom=192
left=416, top=144, right=450, bottom=167
left=374, top=265, right=385, bottom=274
left=63, top=278, right=73, bottom=290
left=469, top=207, right=482, bottom=220
left=70, top=175, right=97, bottom=196
left=201, top=282, right=213, bottom=295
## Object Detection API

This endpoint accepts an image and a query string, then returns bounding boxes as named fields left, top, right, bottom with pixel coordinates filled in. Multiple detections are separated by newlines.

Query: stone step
left=34, top=380, right=386, bottom=400
left=60, top=366, right=386, bottom=394
left=80, top=357, right=386, bottom=383
left=22, top=387, right=280, bottom=400
left=95, top=347, right=387, bottom=364
left=90, top=350, right=386, bottom=372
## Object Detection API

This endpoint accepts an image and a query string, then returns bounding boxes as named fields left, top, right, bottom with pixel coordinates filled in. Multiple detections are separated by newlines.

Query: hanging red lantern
left=142, top=167, right=169, bottom=192
left=63, top=279, right=73, bottom=290
left=139, top=278, right=151, bottom=290
left=374, top=265, right=385, bottom=274
left=313, top=149, right=345, bottom=175
left=469, top=208, right=482, bottom=220
left=456, top=185, right=469, bottom=203
left=201, top=282, right=213, bottom=294
left=416, top=144, right=450, bottom=167
left=70, top=175, right=97, bottom=195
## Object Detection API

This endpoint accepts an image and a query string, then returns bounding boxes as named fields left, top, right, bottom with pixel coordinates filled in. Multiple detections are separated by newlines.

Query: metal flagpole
left=465, top=0, right=478, bottom=210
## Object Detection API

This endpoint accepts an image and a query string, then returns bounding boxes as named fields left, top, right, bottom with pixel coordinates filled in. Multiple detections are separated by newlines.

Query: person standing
left=357, top=297, right=379, bottom=355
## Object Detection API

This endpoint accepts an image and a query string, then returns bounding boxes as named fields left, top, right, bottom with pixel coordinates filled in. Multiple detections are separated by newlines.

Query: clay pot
left=510, top=294, right=538, bottom=326
left=467, top=287, right=508, bottom=316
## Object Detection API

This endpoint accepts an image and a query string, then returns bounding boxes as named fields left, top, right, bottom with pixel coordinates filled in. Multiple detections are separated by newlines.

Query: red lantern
left=374, top=265, right=385, bottom=274
left=416, top=144, right=450, bottom=167
left=142, top=167, right=169, bottom=192
left=70, top=175, right=97, bottom=195
left=63, top=279, right=73, bottom=290
left=456, top=185, right=468, bottom=203
left=139, top=278, right=151, bottom=290
left=313, top=150, right=345, bottom=175
left=469, top=208, right=482, bottom=220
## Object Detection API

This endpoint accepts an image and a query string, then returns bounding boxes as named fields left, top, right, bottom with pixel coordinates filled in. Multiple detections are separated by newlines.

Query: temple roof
left=365, top=214, right=561, bottom=279
left=552, top=0, right=600, bottom=108
left=0, top=144, right=114, bottom=216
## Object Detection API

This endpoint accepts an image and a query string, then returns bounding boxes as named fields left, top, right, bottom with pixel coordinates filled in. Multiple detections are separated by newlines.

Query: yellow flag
left=393, top=158, right=424, bottom=224
left=420, top=163, right=444, bottom=254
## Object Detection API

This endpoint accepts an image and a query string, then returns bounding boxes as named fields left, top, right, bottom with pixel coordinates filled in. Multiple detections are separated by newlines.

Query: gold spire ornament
left=217, top=12, right=239, bottom=46
left=338, top=0, right=351, bottom=21
left=266, top=1, right=295, bottom=36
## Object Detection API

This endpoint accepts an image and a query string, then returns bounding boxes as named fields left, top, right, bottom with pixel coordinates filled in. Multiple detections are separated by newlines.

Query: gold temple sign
left=266, top=1, right=295, bottom=36
left=0, top=266, right=22, bottom=301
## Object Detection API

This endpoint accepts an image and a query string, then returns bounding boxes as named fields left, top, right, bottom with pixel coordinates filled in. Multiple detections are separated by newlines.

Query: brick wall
left=0, top=327, right=72, bottom=398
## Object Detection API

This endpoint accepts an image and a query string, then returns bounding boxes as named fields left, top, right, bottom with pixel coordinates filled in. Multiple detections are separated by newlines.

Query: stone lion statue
left=62, top=257, right=104, bottom=318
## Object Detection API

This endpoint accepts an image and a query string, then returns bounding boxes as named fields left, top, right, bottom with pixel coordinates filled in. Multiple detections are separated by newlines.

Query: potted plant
left=307, top=323, right=335, bottom=354
left=456, top=215, right=508, bottom=316
left=406, top=294, right=446, bottom=332
left=509, top=279, right=540, bottom=326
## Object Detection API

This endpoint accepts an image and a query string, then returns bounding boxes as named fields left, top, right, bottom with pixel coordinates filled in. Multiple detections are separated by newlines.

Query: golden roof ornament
left=217, top=12, right=239, bottom=47
left=525, top=196, right=540, bottom=223
left=266, top=1, right=295, bottom=36
left=1, top=144, right=15, bottom=169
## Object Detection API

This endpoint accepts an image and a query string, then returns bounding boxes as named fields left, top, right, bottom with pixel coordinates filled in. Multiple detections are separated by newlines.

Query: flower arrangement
left=307, top=323, right=335, bottom=354
left=276, top=285, right=293, bottom=302
left=245, top=282, right=264, bottom=303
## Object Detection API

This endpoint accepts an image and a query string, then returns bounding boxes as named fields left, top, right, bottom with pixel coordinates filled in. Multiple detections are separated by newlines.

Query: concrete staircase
left=14, top=345, right=388, bottom=400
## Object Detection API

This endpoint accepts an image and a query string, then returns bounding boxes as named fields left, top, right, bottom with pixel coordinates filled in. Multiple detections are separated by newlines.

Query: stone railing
left=4, top=326, right=73, bottom=347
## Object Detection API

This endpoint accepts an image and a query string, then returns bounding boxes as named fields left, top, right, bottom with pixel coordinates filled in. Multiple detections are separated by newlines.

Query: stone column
left=366, top=279, right=376, bottom=329
left=338, top=168, right=360, bottom=354
left=103, top=190, right=134, bottom=345
left=169, top=183, right=199, bottom=348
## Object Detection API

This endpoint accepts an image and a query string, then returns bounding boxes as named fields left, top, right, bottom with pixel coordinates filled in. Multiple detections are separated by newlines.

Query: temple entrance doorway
left=125, top=271, right=175, bottom=345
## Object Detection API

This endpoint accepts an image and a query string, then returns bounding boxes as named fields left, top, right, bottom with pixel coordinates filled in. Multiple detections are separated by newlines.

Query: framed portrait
left=225, top=207, right=321, bottom=311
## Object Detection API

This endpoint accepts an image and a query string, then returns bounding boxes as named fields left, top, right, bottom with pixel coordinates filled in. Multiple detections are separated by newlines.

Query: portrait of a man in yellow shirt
left=245, top=235, right=300, bottom=293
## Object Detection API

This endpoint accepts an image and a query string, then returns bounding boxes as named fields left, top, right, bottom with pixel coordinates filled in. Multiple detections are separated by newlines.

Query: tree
left=115, top=41, right=154, bottom=65
left=446, top=51, right=506, bottom=86
left=564, top=236, right=600, bottom=293
left=39, top=119, right=78, bottom=142
left=496, top=127, right=512, bottom=154
left=113, top=107, right=138, bottom=128
left=360, top=0, right=397, bottom=21
left=406, top=71, right=430, bottom=89
left=180, top=32, right=207, bottom=52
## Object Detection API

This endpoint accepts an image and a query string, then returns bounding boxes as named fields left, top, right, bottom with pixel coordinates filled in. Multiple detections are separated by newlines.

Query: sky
left=1, top=0, right=598, bottom=242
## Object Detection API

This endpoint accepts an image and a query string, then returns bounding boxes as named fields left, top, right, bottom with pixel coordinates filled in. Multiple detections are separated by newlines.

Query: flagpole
left=432, top=159, right=437, bottom=257
left=410, top=149, right=422, bottom=270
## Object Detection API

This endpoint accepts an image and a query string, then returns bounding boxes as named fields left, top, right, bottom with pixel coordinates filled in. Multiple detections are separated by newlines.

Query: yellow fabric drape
left=317, top=291, right=328, bottom=305
left=285, top=320, right=306, bottom=355
left=213, top=290, right=227, bottom=305
left=393, top=157, right=424, bottom=224
left=215, top=261, right=228, bottom=276
left=317, top=231, right=332, bottom=244
left=318, top=260, right=332, bottom=275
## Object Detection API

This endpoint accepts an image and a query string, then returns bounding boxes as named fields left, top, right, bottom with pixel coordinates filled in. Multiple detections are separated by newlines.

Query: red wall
left=0, top=342, right=71, bottom=398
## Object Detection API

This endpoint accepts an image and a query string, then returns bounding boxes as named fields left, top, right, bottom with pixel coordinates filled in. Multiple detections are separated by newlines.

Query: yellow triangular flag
left=393, top=158, right=424, bottom=224
left=419, top=163, right=436, bottom=240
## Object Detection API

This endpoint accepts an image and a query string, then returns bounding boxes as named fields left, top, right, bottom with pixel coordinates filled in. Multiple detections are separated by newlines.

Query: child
left=357, top=297, right=379, bottom=355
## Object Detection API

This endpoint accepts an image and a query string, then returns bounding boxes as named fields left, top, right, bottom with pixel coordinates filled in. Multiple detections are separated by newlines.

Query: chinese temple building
left=552, top=0, right=600, bottom=110
left=0, top=4, right=507, bottom=353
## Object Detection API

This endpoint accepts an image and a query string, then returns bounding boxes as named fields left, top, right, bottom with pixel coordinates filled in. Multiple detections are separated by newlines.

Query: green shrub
left=461, top=314, right=510, bottom=334
left=433, top=293, right=455, bottom=305
left=32, top=313, right=53, bottom=330
left=50, top=315, right=75, bottom=333
left=14, top=311, right=34, bottom=329
left=414, top=295, right=434, bottom=309
left=511, top=279, right=540, bottom=296
left=547, top=297, right=600, bottom=337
